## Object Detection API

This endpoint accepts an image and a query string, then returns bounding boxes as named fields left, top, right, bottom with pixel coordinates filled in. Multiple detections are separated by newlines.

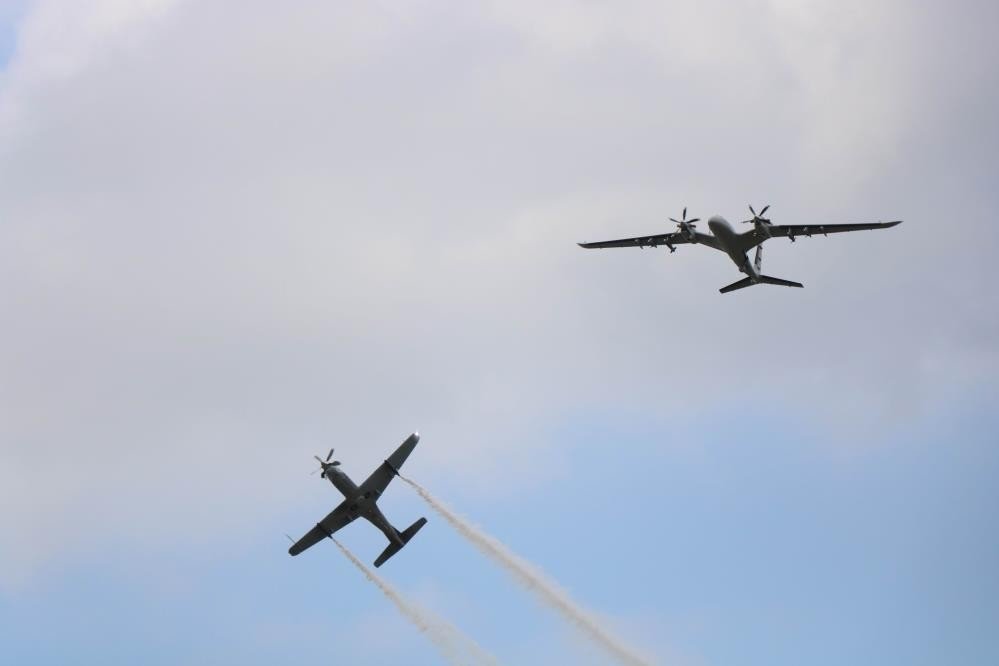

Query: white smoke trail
left=332, top=538, right=499, bottom=666
left=401, top=477, right=653, bottom=666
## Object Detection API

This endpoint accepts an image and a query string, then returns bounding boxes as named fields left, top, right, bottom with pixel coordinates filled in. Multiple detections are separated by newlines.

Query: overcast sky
left=1, top=1, right=997, bottom=664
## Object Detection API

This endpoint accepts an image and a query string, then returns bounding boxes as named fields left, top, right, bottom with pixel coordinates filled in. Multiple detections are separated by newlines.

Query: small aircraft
left=288, top=432, right=427, bottom=567
left=578, top=205, right=902, bottom=293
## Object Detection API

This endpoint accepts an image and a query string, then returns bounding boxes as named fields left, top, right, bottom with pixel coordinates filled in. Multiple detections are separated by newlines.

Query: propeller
left=742, top=204, right=771, bottom=224
left=668, top=206, right=700, bottom=230
left=311, top=448, right=340, bottom=478
left=668, top=206, right=700, bottom=241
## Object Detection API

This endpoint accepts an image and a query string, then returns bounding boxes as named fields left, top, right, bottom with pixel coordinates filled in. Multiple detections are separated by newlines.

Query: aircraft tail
left=374, top=517, right=428, bottom=568
left=719, top=275, right=803, bottom=293
left=720, top=244, right=804, bottom=293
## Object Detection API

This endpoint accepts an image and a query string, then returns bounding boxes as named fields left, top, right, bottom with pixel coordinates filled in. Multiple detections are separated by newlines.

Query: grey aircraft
left=288, top=432, right=427, bottom=567
left=578, top=205, right=901, bottom=293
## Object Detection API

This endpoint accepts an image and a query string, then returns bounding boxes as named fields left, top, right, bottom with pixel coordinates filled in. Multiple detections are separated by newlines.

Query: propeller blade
left=759, top=205, right=769, bottom=216
left=687, top=218, right=700, bottom=224
left=325, top=448, right=334, bottom=462
left=669, top=217, right=679, bottom=224
left=682, top=207, right=687, bottom=221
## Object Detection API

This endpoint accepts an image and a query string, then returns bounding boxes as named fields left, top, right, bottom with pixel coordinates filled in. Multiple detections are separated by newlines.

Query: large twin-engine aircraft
left=288, top=433, right=426, bottom=567
left=578, top=205, right=902, bottom=293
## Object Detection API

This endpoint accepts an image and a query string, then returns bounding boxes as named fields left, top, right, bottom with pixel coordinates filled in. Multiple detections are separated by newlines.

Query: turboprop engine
left=669, top=207, right=700, bottom=242
left=742, top=204, right=773, bottom=239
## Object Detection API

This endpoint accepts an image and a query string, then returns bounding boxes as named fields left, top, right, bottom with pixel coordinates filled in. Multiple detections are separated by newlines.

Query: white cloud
left=0, top=0, right=995, bottom=586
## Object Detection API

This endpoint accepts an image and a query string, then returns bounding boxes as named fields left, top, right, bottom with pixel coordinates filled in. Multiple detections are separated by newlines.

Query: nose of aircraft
left=708, top=215, right=730, bottom=232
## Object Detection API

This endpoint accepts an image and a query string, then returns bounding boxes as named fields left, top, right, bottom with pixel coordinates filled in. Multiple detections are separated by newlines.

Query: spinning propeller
left=669, top=207, right=700, bottom=230
left=311, top=448, right=340, bottom=478
left=669, top=206, right=699, bottom=242
left=742, top=204, right=771, bottom=224
left=742, top=204, right=775, bottom=239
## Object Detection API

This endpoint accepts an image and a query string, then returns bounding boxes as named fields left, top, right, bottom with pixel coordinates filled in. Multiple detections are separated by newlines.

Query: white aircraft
left=578, top=205, right=901, bottom=293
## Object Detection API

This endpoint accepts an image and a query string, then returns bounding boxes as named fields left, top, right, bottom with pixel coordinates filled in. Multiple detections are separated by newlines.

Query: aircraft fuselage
left=324, top=464, right=403, bottom=546
left=708, top=216, right=759, bottom=279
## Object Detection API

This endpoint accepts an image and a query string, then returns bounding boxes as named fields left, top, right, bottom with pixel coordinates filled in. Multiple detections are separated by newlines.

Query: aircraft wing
left=359, top=432, right=420, bottom=497
left=578, top=231, right=720, bottom=251
left=288, top=499, right=356, bottom=556
left=743, top=220, right=901, bottom=250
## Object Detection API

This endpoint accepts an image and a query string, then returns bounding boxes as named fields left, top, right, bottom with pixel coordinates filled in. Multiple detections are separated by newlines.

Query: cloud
left=0, top=0, right=996, bottom=588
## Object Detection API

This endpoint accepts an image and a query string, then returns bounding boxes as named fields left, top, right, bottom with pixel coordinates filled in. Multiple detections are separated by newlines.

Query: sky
left=0, top=0, right=997, bottom=664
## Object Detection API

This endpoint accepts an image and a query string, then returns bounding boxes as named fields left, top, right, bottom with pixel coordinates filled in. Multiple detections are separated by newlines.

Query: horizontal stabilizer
left=719, top=277, right=754, bottom=293
left=719, top=275, right=804, bottom=294
left=373, top=517, right=427, bottom=568
left=759, top=275, right=803, bottom=288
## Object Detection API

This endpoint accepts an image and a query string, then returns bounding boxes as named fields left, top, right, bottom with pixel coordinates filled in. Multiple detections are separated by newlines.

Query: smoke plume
left=332, top=538, right=498, bottom=666
left=401, top=477, right=652, bottom=666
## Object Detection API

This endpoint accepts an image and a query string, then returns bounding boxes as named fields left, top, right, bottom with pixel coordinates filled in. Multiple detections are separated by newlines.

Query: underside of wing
left=769, top=220, right=902, bottom=239
left=289, top=500, right=355, bottom=556
left=577, top=232, right=692, bottom=249
left=740, top=220, right=901, bottom=252
left=359, top=432, right=420, bottom=497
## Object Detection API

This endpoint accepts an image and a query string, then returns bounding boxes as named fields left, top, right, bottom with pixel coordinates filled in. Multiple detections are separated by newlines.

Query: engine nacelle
left=754, top=219, right=773, bottom=239
left=681, top=222, right=697, bottom=242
